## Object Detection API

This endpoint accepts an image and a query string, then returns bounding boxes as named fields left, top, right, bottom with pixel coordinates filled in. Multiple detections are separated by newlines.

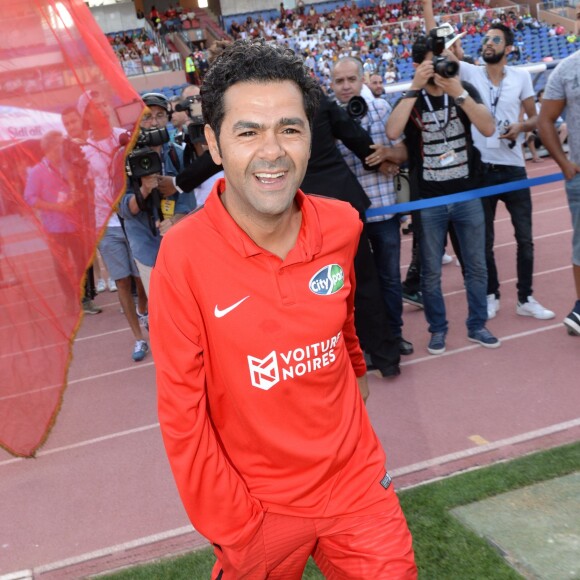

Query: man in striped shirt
left=386, top=35, right=501, bottom=355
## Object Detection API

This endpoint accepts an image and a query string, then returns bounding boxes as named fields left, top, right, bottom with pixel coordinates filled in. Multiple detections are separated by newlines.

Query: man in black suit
left=301, top=91, right=402, bottom=377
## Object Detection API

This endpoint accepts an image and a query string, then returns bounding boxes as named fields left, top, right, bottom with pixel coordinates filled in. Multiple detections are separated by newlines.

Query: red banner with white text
left=0, top=0, right=144, bottom=456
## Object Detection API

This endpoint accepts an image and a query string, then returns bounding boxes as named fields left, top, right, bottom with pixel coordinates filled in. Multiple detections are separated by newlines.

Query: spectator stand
left=106, top=24, right=176, bottom=77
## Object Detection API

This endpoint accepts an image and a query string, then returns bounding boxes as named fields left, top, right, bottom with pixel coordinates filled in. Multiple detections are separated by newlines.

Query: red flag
left=0, top=0, right=144, bottom=456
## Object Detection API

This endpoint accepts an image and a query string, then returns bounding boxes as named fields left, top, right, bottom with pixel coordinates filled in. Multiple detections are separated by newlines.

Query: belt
left=482, top=162, right=525, bottom=173
left=482, top=163, right=506, bottom=172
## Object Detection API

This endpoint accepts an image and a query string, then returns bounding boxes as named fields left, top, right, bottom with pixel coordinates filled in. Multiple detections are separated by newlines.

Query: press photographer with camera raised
left=331, top=57, right=413, bottom=359
left=157, top=85, right=224, bottom=205
left=386, top=31, right=499, bottom=355
left=119, top=92, right=196, bottom=296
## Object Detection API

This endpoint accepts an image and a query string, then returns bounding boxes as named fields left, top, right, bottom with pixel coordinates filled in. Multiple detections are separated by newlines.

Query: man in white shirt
left=458, top=24, right=554, bottom=321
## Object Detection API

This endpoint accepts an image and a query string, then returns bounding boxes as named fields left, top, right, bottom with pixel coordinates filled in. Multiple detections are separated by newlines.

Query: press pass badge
left=438, top=150, right=456, bottom=167
left=161, top=199, right=175, bottom=219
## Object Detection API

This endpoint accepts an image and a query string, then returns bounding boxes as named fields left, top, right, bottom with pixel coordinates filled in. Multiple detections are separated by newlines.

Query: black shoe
left=563, top=310, right=580, bottom=336
left=379, top=364, right=401, bottom=378
left=402, top=291, right=424, bottom=308
left=398, top=337, right=414, bottom=355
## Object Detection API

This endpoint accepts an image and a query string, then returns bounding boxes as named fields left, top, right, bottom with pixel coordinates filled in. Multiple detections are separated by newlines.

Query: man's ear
left=204, top=124, right=222, bottom=165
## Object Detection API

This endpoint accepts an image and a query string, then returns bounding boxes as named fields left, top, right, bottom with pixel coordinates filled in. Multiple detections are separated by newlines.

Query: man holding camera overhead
left=119, top=93, right=196, bottom=297
left=386, top=31, right=500, bottom=355
left=331, top=57, right=413, bottom=358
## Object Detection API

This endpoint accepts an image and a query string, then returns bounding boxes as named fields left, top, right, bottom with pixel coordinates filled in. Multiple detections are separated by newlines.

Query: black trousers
left=354, top=226, right=400, bottom=370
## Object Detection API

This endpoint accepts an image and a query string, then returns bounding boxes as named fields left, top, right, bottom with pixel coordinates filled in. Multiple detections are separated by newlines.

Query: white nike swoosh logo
left=214, top=296, right=250, bottom=318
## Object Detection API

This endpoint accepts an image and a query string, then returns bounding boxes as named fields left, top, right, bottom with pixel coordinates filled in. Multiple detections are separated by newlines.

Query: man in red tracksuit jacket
left=149, top=39, right=417, bottom=579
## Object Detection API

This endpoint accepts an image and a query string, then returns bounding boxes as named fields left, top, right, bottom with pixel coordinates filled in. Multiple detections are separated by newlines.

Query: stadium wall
left=537, top=5, right=579, bottom=32
left=90, top=2, right=144, bottom=34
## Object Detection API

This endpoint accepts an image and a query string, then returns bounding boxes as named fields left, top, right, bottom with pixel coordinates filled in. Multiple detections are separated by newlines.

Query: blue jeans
left=565, top=173, right=580, bottom=266
left=482, top=165, right=533, bottom=302
left=366, top=217, right=403, bottom=337
left=419, top=199, right=488, bottom=334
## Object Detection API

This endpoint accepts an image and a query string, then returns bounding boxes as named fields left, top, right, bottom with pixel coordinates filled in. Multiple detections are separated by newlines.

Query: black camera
left=175, top=95, right=205, bottom=144
left=346, top=96, right=368, bottom=120
left=428, top=27, right=459, bottom=78
left=125, top=127, right=170, bottom=179
left=123, top=127, right=170, bottom=235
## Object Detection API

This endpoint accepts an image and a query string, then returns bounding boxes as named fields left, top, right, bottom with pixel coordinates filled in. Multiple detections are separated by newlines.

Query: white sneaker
left=516, top=296, right=555, bottom=320
left=96, top=278, right=106, bottom=293
left=442, top=253, right=453, bottom=265
left=108, top=278, right=118, bottom=292
left=487, top=294, right=500, bottom=319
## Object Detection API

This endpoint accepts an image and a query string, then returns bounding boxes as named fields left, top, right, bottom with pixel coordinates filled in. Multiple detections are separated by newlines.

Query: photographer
left=331, top=57, right=412, bottom=359
left=157, top=86, right=224, bottom=206
left=386, top=31, right=498, bottom=355
left=119, top=93, right=196, bottom=297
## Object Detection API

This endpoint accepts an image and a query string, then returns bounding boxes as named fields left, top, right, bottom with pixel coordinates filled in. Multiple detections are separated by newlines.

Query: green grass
left=100, top=442, right=580, bottom=579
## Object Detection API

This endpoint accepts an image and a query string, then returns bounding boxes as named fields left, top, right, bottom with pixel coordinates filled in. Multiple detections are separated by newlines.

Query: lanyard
left=485, top=69, right=504, bottom=119
left=421, top=91, right=450, bottom=144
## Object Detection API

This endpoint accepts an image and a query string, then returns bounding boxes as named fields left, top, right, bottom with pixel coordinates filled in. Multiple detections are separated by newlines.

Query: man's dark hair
left=489, top=23, right=514, bottom=47
left=411, top=35, right=429, bottom=64
left=201, top=38, right=320, bottom=142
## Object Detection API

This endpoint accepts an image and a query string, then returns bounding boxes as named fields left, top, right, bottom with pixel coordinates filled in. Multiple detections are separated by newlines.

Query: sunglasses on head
left=482, top=36, right=503, bottom=45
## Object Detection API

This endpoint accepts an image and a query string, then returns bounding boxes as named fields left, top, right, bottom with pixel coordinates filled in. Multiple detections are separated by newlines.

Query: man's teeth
left=256, top=172, right=285, bottom=179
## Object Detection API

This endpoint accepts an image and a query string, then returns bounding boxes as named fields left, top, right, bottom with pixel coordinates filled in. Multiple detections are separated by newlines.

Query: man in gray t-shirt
left=538, top=36, right=580, bottom=337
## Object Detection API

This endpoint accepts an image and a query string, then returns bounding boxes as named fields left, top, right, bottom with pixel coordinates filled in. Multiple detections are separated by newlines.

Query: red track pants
left=211, top=486, right=416, bottom=579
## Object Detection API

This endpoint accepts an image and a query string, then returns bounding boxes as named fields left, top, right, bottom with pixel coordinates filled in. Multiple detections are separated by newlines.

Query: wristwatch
left=455, top=89, right=469, bottom=106
left=402, top=89, right=420, bottom=99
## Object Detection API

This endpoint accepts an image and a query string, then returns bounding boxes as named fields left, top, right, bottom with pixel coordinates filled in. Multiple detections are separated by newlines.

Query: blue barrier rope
left=365, top=171, right=565, bottom=218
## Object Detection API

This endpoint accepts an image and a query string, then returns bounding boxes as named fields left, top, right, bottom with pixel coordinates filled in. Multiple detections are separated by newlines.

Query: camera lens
left=346, top=96, right=368, bottom=120
left=433, top=57, right=459, bottom=78
left=140, top=157, right=152, bottom=170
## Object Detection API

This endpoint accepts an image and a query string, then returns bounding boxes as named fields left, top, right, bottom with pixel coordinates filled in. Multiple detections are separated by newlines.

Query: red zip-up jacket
left=150, top=180, right=389, bottom=550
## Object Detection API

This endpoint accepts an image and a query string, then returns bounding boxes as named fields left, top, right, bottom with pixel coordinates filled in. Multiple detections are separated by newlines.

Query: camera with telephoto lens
left=125, top=127, right=169, bottom=180
left=346, top=95, right=369, bottom=121
left=175, top=95, right=205, bottom=144
left=124, top=126, right=170, bottom=234
left=428, top=26, right=459, bottom=78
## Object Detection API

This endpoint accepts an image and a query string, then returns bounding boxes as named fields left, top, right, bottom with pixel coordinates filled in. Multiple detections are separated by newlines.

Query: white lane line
left=0, top=423, right=160, bottom=467
left=32, top=525, right=195, bottom=574
left=0, top=362, right=154, bottom=403
left=74, top=327, right=132, bottom=342
left=401, top=229, right=572, bottom=270
left=401, top=322, right=563, bottom=366
left=440, top=265, right=571, bottom=299
left=390, top=417, right=580, bottom=477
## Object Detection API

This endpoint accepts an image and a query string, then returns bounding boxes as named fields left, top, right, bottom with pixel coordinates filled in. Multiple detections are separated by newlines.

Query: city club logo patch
left=247, top=332, right=342, bottom=390
left=309, top=264, right=344, bottom=296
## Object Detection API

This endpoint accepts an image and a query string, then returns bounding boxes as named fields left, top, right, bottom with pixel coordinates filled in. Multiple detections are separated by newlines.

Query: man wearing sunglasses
left=422, top=0, right=554, bottom=322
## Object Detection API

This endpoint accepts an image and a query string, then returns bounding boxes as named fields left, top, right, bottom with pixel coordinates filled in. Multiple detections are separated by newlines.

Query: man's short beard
left=427, top=76, right=436, bottom=86
left=482, top=50, right=505, bottom=64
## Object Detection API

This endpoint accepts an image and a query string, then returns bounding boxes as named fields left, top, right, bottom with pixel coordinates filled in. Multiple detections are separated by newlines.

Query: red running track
left=1, top=158, right=579, bottom=578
